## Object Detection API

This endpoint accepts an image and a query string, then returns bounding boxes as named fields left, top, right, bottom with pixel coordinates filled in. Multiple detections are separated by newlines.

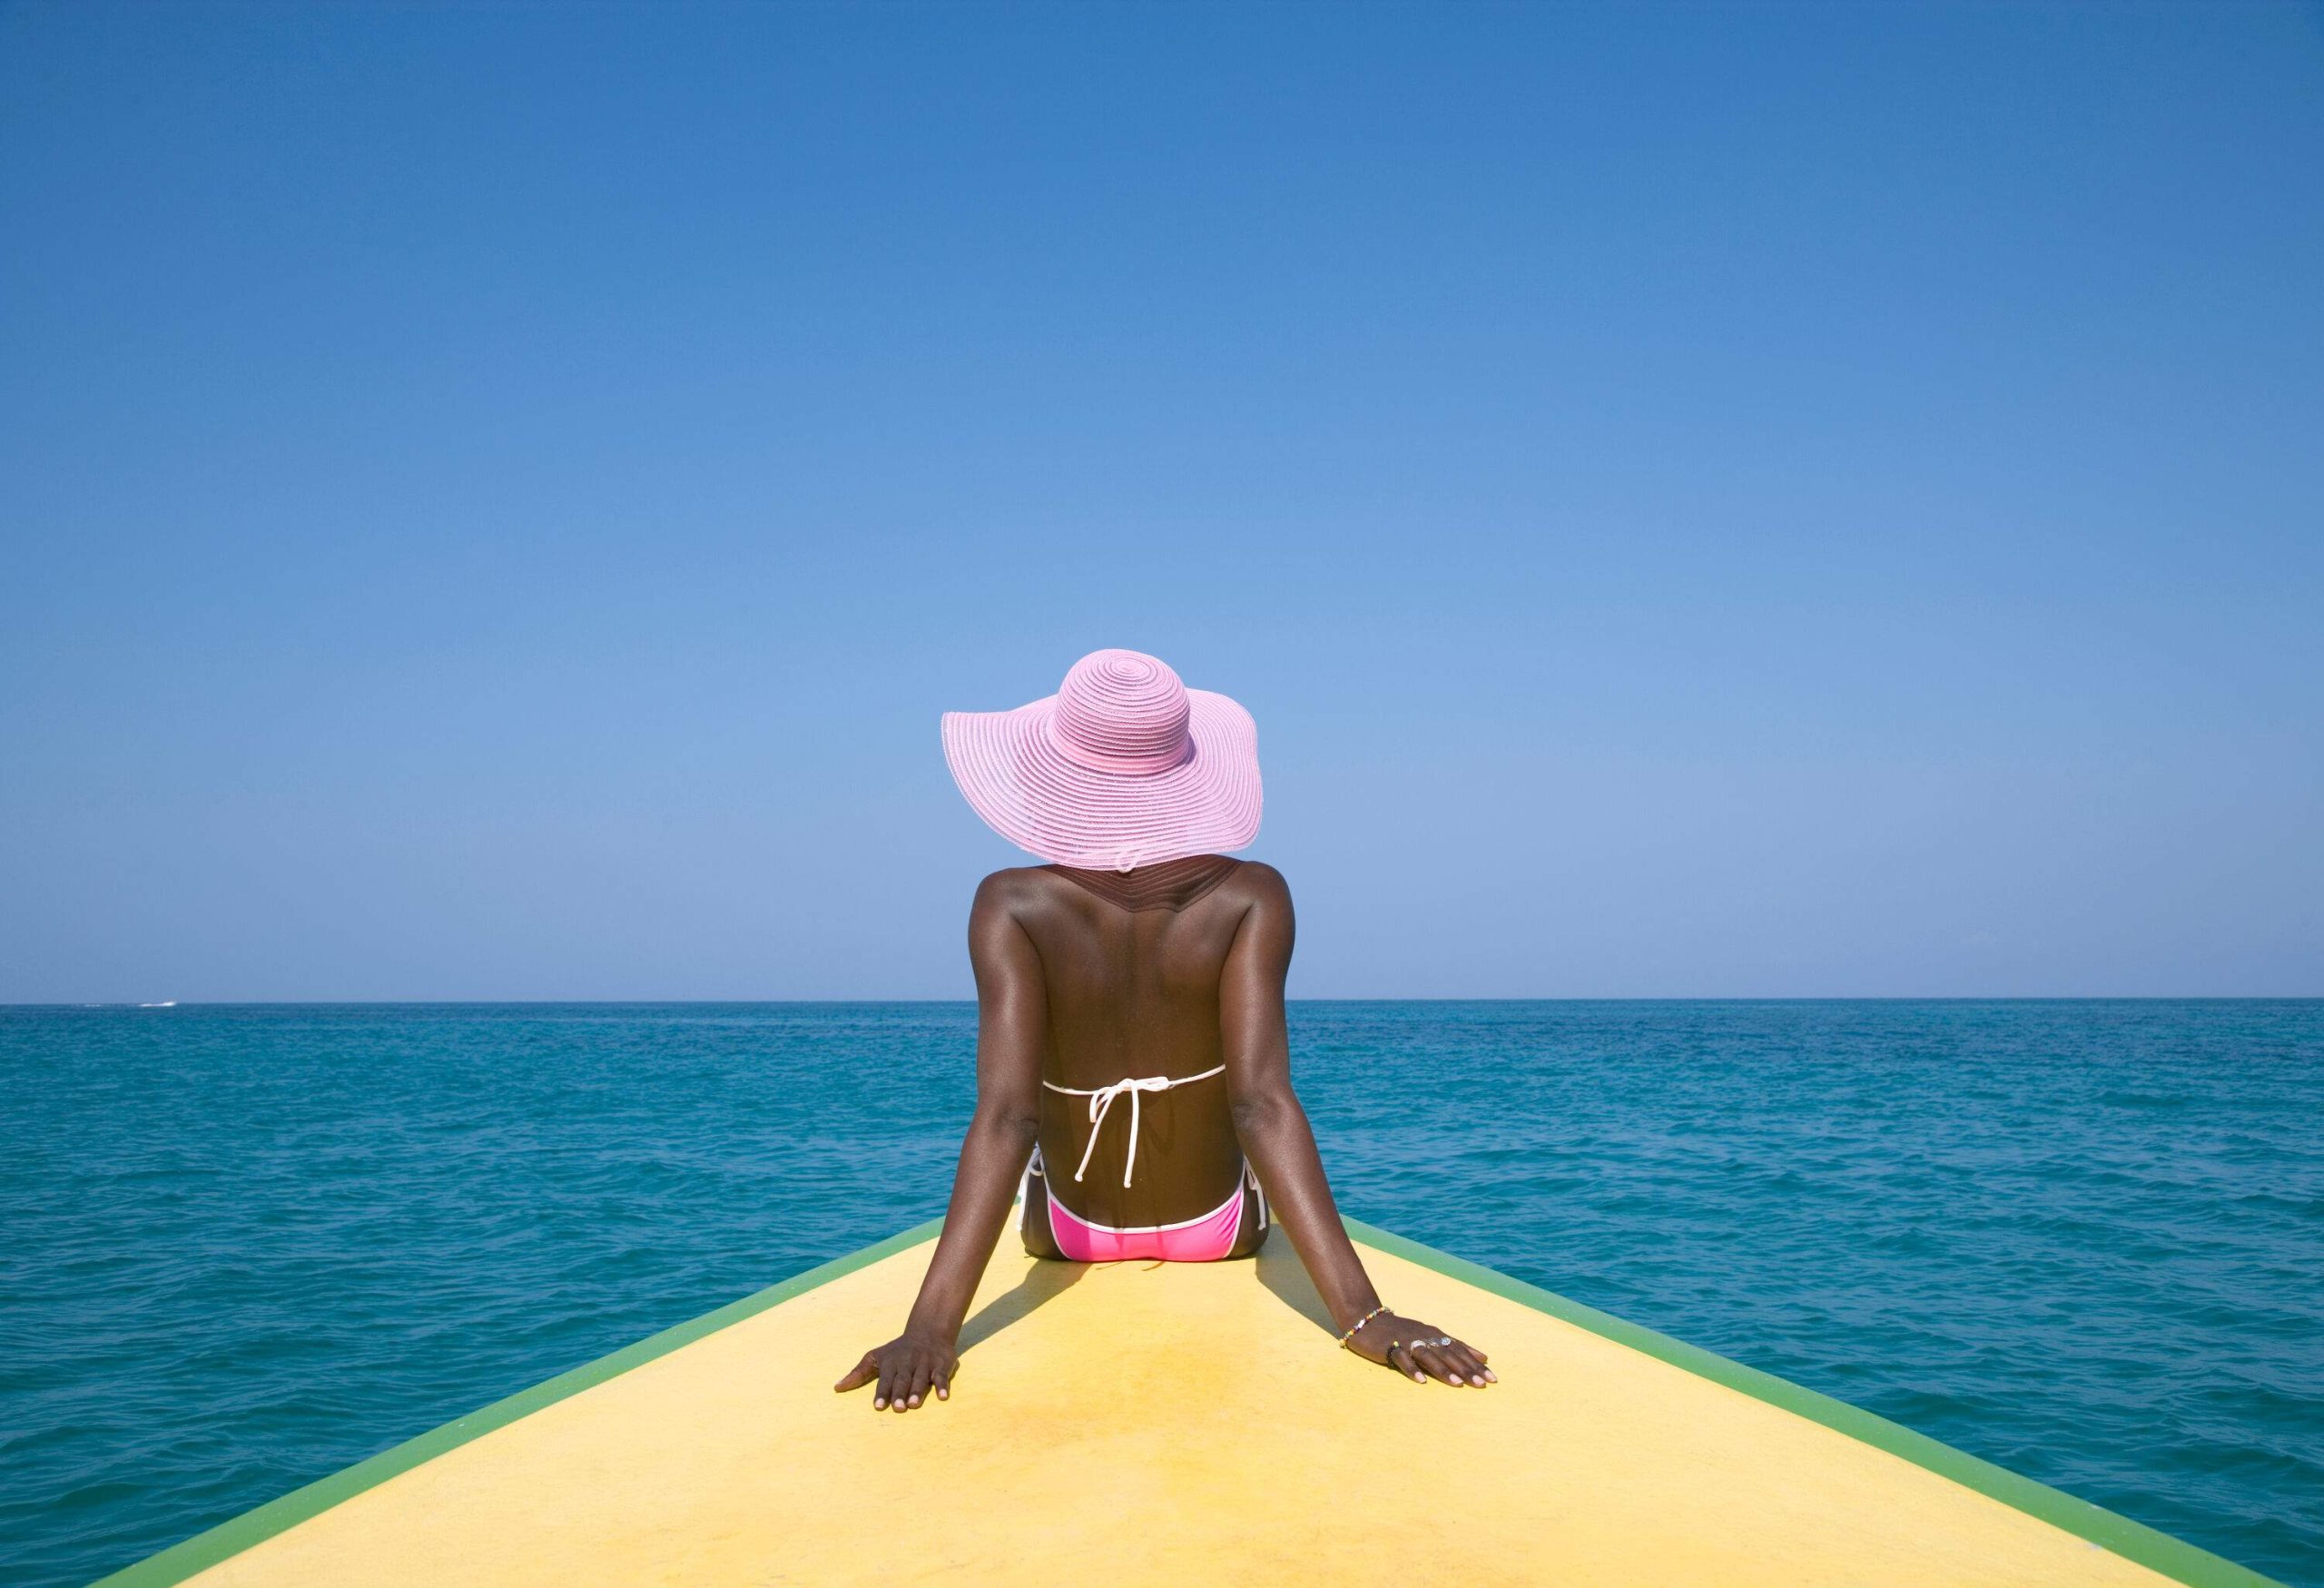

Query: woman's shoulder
left=969, top=857, right=1289, bottom=913
left=970, top=865, right=1059, bottom=910
left=1219, top=857, right=1289, bottom=899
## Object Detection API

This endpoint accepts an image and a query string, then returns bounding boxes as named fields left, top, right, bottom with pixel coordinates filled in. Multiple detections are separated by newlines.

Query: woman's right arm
left=833, top=872, right=1046, bottom=1411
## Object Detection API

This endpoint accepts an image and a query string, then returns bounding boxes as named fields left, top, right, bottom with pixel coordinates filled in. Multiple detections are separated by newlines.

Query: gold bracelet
left=1336, top=1303, right=1391, bottom=1348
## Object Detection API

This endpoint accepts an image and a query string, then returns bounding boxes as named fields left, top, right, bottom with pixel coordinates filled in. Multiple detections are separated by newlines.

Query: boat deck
left=107, top=1218, right=2269, bottom=1586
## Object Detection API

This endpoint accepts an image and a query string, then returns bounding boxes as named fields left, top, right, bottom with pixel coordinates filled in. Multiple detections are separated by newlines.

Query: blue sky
left=3, top=2, right=2319, bottom=1000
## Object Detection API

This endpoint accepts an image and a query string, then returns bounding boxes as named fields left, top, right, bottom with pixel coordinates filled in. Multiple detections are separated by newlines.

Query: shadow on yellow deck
left=98, top=1218, right=2280, bottom=1587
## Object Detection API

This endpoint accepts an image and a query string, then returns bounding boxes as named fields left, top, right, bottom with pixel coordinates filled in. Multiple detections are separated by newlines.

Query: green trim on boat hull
left=94, top=1217, right=2280, bottom=1588
left=90, top=1219, right=945, bottom=1588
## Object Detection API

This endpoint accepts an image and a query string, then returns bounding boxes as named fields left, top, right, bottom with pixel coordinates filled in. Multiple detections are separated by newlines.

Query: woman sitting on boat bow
left=837, top=649, right=1493, bottom=1410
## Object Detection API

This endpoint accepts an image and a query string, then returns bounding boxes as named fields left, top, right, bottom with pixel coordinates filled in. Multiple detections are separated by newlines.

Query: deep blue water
left=2, top=1001, right=2319, bottom=1587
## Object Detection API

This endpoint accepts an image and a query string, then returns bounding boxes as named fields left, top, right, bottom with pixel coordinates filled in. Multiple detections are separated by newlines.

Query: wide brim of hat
left=941, top=688, right=1261, bottom=870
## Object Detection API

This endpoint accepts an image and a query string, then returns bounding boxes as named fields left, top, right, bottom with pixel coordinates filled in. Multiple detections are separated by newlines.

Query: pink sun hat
left=941, top=649, right=1262, bottom=872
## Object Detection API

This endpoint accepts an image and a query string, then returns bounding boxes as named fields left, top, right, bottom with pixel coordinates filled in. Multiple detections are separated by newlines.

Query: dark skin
left=835, top=855, right=1493, bottom=1410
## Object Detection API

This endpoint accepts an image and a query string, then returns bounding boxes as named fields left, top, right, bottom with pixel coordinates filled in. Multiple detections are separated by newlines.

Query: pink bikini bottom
left=1026, top=1150, right=1266, bottom=1263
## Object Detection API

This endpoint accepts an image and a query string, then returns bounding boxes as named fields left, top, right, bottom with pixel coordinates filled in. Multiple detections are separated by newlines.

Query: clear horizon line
left=7, top=994, right=2322, bottom=1008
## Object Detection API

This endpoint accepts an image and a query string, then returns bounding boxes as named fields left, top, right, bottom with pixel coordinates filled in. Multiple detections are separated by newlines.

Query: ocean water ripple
left=1, top=1001, right=2319, bottom=1585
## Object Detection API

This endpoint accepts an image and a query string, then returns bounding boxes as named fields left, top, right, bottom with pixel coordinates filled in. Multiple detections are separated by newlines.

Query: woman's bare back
left=993, top=853, right=1259, bottom=1233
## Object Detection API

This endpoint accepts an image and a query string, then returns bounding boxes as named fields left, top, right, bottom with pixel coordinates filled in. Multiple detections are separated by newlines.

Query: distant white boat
left=138, top=1001, right=177, bottom=1008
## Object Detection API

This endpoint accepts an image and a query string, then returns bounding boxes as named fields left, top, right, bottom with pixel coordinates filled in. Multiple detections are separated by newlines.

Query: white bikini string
left=1042, top=1064, right=1226, bottom=1187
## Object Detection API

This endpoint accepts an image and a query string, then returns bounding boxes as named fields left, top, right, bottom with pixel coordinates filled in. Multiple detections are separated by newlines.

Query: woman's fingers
left=1414, top=1342, right=1466, bottom=1386
left=881, top=1356, right=913, bottom=1412
left=1351, top=1317, right=1492, bottom=1386
left=1400, top=1330, right=1492, bottom=1386
left=1446, top=1337, right=1495, bottom=1384
left=845, top=1339, right=965, bottom=1409
left=848, top=1347, right=960, bottom=1412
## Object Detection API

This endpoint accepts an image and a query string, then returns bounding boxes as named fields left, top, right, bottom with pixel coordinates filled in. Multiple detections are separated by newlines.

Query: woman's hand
left=1346, top=1311, right=1495, bottom=1386
left=834, top=1331, right=959, bottom=1412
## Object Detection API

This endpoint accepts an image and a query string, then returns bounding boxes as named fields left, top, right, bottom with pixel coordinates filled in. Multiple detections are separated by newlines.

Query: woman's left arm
left=834, top=873, right=1047, bottom=1411
left=1221, top=864, right=1494, bottom=1388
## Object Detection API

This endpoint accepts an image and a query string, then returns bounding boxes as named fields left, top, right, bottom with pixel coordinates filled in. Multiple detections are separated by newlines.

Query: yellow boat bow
left=101, top=1218, right=2275, bottom=1586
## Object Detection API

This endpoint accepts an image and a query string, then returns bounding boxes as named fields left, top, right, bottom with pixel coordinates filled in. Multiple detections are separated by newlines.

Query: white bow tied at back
left=1041, top=1065, right=1227, bottom=1188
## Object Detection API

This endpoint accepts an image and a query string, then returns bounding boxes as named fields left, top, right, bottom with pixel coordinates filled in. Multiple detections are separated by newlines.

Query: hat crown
left=1050, top=649, right=1193, bottom=774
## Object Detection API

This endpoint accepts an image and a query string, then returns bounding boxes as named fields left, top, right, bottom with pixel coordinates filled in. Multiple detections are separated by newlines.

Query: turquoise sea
left=3, top=1001, right=2319, bottom=1586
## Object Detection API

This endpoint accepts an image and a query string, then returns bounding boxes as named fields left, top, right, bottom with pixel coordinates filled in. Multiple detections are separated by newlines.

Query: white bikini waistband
left=1027, top=1145, right=1268, bottom=1236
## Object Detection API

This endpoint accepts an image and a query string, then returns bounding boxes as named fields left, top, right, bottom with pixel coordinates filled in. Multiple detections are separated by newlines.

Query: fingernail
left=1486, top=1371, right=1498, bottom=1382
left=908, top=1396, right=921, bottom=1406
left=873, top=1398, right=885, bottom=1409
